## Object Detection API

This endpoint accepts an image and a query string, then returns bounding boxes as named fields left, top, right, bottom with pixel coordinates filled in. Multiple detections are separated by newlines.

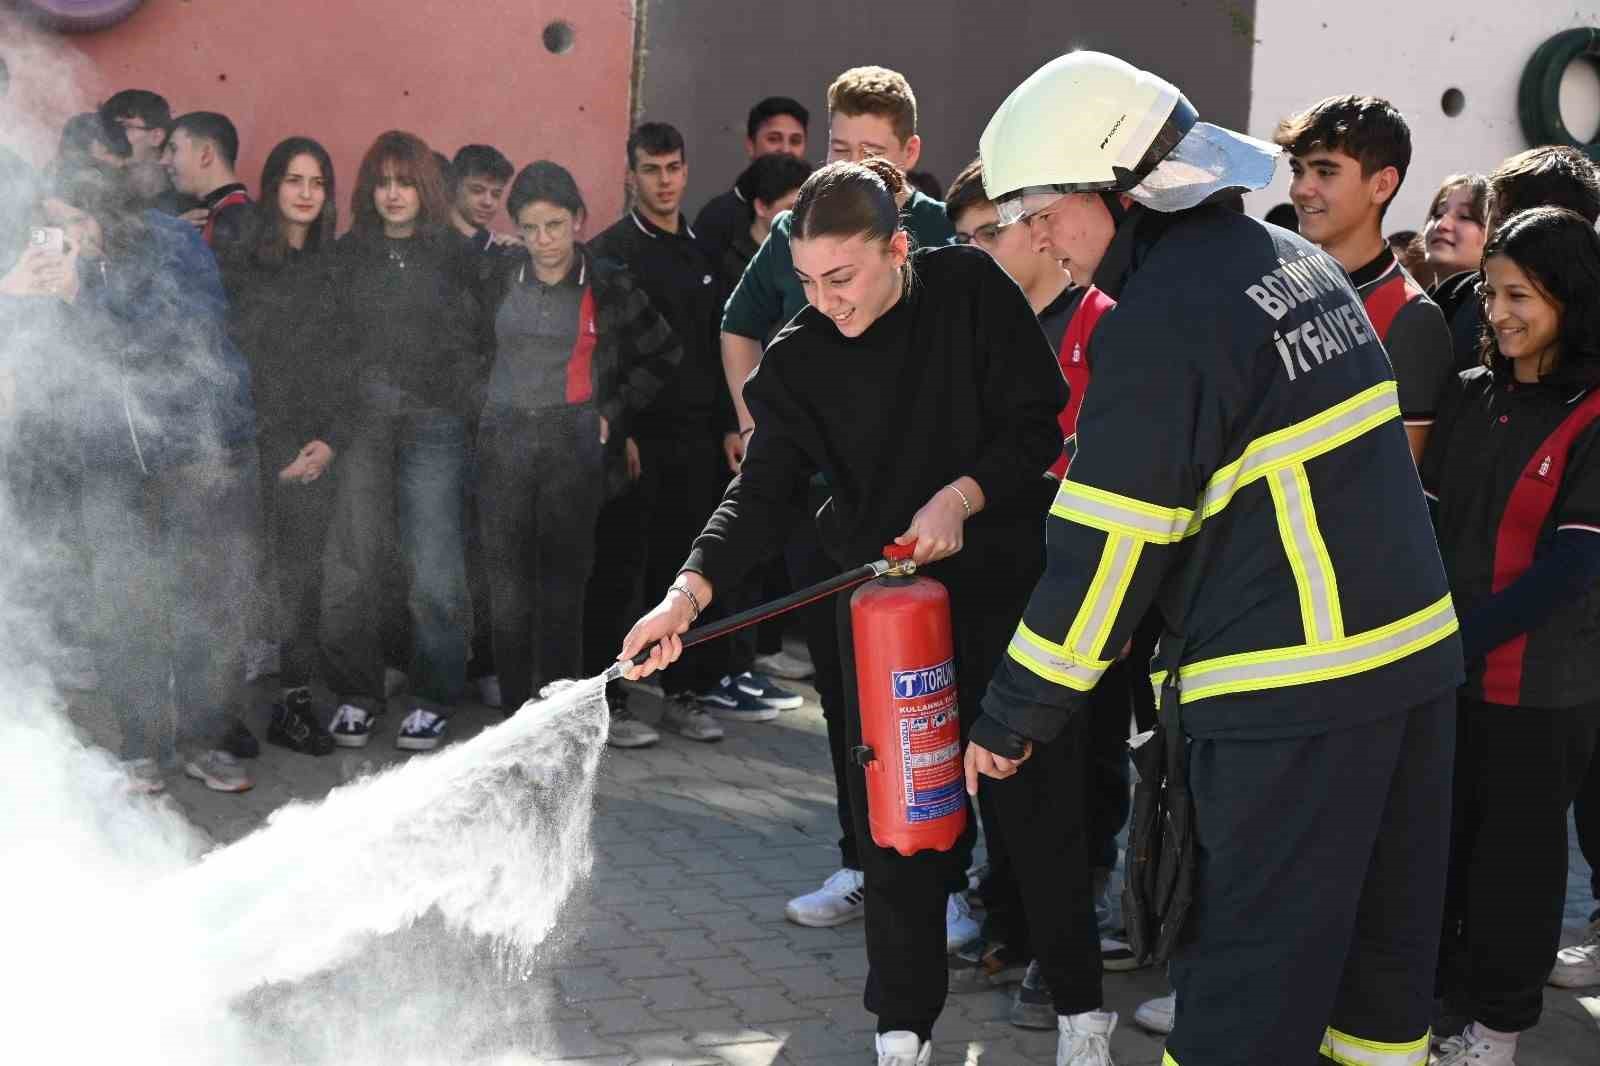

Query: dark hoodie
left=219, top=214, right=352, bottom=464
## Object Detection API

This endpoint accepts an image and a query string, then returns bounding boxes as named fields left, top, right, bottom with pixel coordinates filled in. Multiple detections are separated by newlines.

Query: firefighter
left=969, top=52, right=1465, bottom=1065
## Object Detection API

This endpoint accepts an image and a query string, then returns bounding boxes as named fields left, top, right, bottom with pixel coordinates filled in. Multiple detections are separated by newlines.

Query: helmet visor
left=994, top=185, right=1076, bottom=227
left=1126, top=122, right=1281, bottom=213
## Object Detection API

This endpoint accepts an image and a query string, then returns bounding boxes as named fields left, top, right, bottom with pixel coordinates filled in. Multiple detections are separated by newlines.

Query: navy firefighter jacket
left=976, top=204, right=1464, bottom=751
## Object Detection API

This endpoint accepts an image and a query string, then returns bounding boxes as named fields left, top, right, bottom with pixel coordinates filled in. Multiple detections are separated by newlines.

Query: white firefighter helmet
left=980, top=51, right=1280, bottom=219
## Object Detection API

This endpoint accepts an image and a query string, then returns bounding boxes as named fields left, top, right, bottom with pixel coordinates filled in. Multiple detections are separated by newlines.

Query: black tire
left=1518, top=27, right=1600, bottom=164
left=20, top=0, right=145, bottom=33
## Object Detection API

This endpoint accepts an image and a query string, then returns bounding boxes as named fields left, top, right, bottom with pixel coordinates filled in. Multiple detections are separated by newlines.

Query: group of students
left=4, top=50, right=1600, bottom=1066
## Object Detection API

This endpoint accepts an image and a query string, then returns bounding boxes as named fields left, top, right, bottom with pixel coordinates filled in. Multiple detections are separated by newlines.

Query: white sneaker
left=476, top=674, right=503, bottom=708
left=753, top=648, right=815, bottom=681
left=1133, top=992, right=1174, bottom=1035
left=1432, top=1024, right=1517, bottom=1065
left=785, top=867, right=865, bottom=927
left=875, top=1031, right=931, bottom=1066
left=1056, top=1010, right=1117, bottom=1066
left=329, top=704, right=374, bottom=747
left=1550, top=918, right=1600, bottom=988
left=396, top=708, right=447, bottom=751
left=946, top=892, right=979, bottom=953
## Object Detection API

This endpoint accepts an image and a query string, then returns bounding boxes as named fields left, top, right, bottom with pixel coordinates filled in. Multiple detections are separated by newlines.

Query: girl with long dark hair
left=319, top=130, right=486, bottom=752
left=1421, top=206, right=1600, bottom=1064
left=219, top=136, right=344, bottom=755
left=619, top=160, right=1112, bottom=1064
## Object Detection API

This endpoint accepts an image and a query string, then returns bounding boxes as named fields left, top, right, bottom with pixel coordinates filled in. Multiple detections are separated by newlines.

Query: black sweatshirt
left=330, top=228, right=488, bottom=418
left=219, top=230, right=352, bottom=463
left=682, top=244, right=1067, bottom=593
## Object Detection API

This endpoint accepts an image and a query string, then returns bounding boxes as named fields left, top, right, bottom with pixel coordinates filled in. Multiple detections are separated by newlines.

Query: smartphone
left=29, top=226, right=65, bottom=255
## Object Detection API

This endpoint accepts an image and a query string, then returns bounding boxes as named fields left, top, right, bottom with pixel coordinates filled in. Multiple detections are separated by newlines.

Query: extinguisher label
left=892, top=658, right=964, bottom=823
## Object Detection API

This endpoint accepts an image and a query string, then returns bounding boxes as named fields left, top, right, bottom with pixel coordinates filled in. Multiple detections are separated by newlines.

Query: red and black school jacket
left=1350, top=248, right=1453, bottom=431
left=1037, top=283, right=1115, bottom=478
left=483, top=245, right=683, bottom=439
left=1421, top=365, right=1600, bottom=707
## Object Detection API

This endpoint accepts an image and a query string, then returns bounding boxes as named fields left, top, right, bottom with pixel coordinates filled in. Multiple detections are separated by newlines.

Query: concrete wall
left=1, top=0, right=637, bottom=229
left=637, top=0, right=1258, bottom=215
left=1245, top=2, right=1600, bottom=232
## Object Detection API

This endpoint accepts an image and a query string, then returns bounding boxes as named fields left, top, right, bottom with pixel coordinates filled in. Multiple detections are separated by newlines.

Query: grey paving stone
left=621, top=900, right=702, bottom=932
left=584, top=996, right=672, bottom=1036
left=767, top=964, right=852, bottom=1001
left=628, top=975, right=732, bottom=1012
left=719, top=985, right=822, bottom=1024
left=730, top=937, right=817, bottom=971
left=590, top=946, right=687, bottom=980
left=660, top=1008, right=781, bottom=1047
left=611, top=1030, right=727, bottom=1066
left=642, top=928, right=732, bottom=961
left=699, top=1038, right=791, bottom=1066
left=555, top=966, right=633, bottom=1004
left=705, top=913, right=786, bottom=943
left=682, top=955, right=785, bottom=991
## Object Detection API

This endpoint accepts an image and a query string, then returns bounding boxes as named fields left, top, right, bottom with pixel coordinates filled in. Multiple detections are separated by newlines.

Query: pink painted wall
left=5, top=0, right=635, bottom=229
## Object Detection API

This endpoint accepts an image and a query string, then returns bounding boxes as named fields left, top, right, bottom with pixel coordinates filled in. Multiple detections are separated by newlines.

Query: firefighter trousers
left=1165, top=690, right=1455, bottom=1066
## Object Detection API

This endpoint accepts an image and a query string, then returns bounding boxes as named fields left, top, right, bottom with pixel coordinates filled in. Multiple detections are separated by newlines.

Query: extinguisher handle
left=610, top=559, right=892, bottom=679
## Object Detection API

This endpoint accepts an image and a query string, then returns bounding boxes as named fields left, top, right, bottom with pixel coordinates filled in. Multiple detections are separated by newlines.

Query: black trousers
left=1439, top=695, right=1600, bottom=1032
left=786, top=497, right=857, bottom=870
left=582, top=427, right=727, bottom=698
left=979, top=660, right=1127, bottom=956
left=840, top=496, right=1049, bottom=1040
left=478, top=407, right=605, bottom=712
left=1166, top=692, right=1454, bottom=1066
left=258, top=435, right=336, bottom=691
left=1576, top=746, right=1600, bottom=906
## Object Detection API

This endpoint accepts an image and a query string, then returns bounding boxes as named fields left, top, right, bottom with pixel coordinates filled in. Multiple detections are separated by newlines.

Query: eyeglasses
left=952, top=223, right=1001, bottom=247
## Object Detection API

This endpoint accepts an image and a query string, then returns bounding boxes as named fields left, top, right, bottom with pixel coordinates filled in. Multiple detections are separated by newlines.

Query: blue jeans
left=320, top=411, right=469, bottom=712
left=81, top=444, right=264, bottom=761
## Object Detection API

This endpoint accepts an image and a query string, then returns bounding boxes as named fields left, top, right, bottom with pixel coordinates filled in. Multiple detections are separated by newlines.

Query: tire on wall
left=1518, top=27, right=1600, bottom=164
left=20, top=0, right=145, bottom=33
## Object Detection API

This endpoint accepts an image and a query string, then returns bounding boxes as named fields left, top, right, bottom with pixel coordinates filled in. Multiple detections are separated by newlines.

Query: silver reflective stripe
left=1175, top=595, right=1457, bottom=702
left=1199, top=383, right=1399, bottom=519
left=1269, top=465, right=1342, bottom=644
left=1007, top=625, right=1110, bottom=692
left=1051, top=482, right=1194, bottom=544
left=1068, top=534, right=1142, bottom=659
left=1318, top=1029, right=1429, bottom=1066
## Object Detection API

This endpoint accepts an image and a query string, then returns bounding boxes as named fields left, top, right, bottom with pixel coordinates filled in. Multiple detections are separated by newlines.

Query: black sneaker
left=268, top=689, right=335, bottom=756
left=949, top=937, right=1028, bottom=990
left=220, top=715, right=260, bottom=759
left=1009, top=960, right=1056, bottom=1030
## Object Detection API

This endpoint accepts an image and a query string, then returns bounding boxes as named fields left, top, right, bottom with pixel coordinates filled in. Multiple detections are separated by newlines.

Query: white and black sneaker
left=396, top=708, right=446, bottom=751
left=734, top=671, right=803, bottom=710
left=329, top=704, right=374, bottom=748
left=1100, top=934, right=1144, bottom=972
left=785, top=867, right=865, bottom=927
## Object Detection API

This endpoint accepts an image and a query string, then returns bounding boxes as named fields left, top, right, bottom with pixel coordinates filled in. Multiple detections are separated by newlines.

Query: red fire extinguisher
left=850, top=543, right=967, bottom=856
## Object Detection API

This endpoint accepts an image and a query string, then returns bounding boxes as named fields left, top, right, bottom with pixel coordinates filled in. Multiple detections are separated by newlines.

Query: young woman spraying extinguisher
left=621, top=159, right=1115, bottom=1065
left=1421, top=206, right=1600, bottom=1066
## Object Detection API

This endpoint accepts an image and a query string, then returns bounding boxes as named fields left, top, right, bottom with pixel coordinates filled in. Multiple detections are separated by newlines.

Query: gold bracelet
left=945, top=482, right=972, bottom=518
left=669, top=583, right=702, bottom=621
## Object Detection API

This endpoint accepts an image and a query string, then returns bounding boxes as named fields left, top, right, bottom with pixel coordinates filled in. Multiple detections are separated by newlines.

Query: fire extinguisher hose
left=604, top=554, right=908, bottom=683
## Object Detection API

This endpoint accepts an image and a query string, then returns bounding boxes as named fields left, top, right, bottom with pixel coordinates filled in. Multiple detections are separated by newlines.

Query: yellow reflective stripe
left=1064, top=534, right=1143, bottom=659
left=1268, top=463, right=1344, bottom=644
left=1199, top=381, right=1399, bottom=521
left=1050, top=480, right=1194, bottom=544
left=1319, top=1027, right=1429, bottom=1066
left=1172, top=594, right=1457, bottom=703
left=1006, top=622, right=1112, bottom=692
left=1162, top=1053, right=1181, bottom=1066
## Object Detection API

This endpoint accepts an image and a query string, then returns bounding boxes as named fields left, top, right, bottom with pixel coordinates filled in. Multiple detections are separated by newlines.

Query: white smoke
left=1, top=17, right=611, bottom=1064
